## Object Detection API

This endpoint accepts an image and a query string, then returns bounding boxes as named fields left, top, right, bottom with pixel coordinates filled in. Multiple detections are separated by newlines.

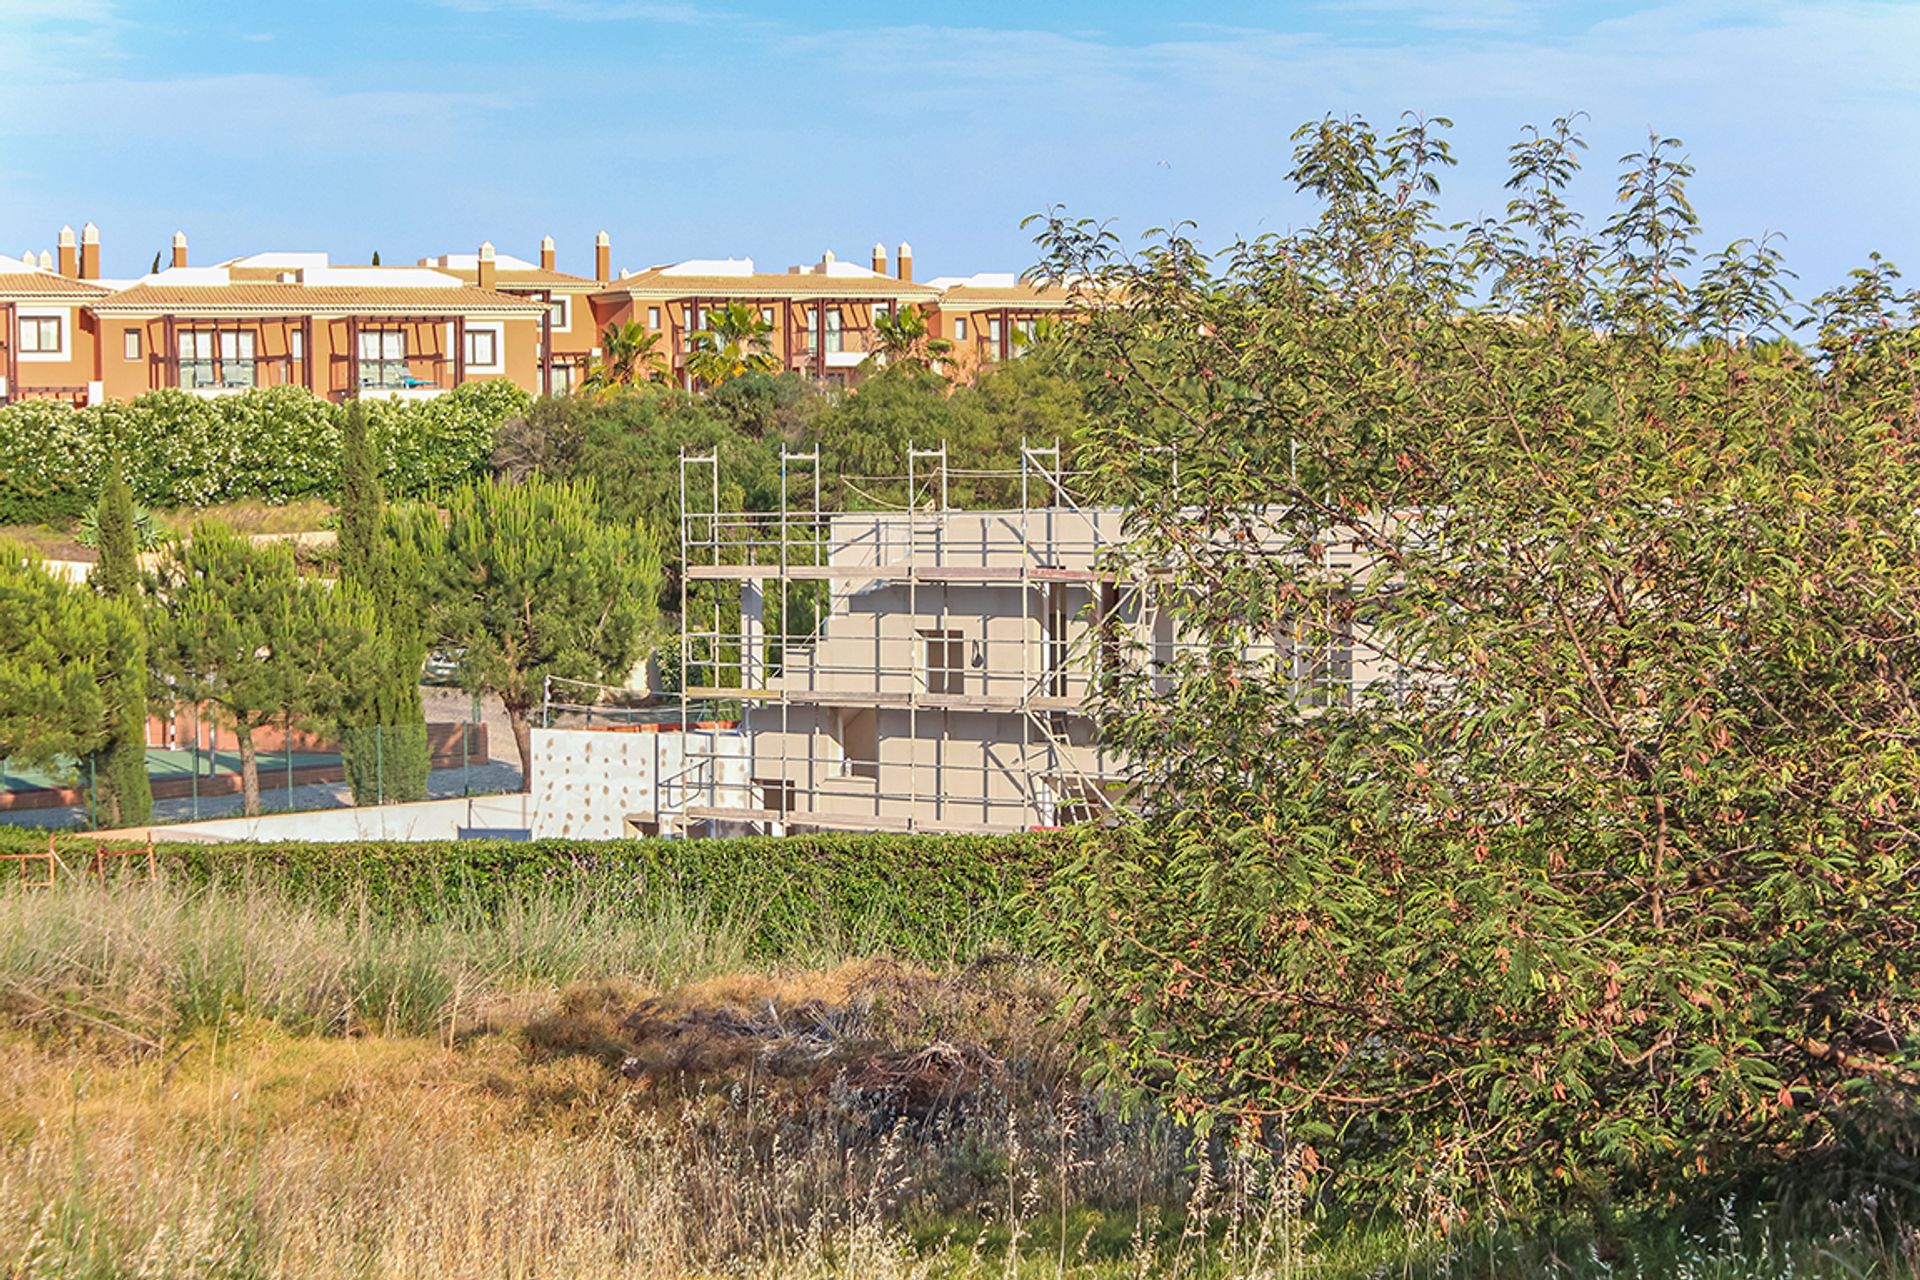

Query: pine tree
left=0, top=544, right=115, bottom=767
left=395, top=476, right=662, bottom=786
left=336, top=403, right=431, bottom=803
left=150, top=523, right=369, bottom=817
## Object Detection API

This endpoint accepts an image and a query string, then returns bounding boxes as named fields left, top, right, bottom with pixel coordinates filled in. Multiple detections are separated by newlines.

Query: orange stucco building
left=0, top=225, right=1081, bottom=406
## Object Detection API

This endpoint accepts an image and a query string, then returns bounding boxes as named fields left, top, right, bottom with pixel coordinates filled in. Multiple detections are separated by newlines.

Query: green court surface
left=0, top=749, right=339, bottom=794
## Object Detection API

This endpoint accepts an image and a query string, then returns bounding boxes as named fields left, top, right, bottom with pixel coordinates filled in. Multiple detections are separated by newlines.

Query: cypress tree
left=88, top=459, right=152, bottom=827
left=92, top=457, right=140, bottom=601
left=90, top=602, right=153, bottom=828
left=336, top=403, right=431, bottom=803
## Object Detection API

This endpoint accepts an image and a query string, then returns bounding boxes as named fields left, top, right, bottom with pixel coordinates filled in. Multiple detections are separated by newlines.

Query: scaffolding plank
left=681, top=804, right=1026, bottom=837
left=686, top=563, right=916, bottom=581
left=684, top=685, right=782, bottom=701
left=780, top=689, right=913, bottom=708
left=684, top=562, right=1100, bottom=583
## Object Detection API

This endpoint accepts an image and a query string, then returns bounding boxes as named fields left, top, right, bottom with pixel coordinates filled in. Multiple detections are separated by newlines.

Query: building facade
left=0, top=224, right=1077, bottom=406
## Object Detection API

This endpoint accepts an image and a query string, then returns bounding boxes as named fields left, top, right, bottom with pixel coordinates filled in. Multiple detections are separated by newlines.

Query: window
left=19, top=315, right=62, bottom=354
left=953, top=316, right=967, bottom=342
left=988, top=317, right=1003, bottom=344
left=177, top=330, right=253, bottom=388
left=464, top=328, right=498, bottom=369
left=290, top=330, right=304, bottom=362
left=1290, top=606, right=1354, bottom=709
left=920, top=628, right=966, bottom=696
left=123, top=329, right=142, bottom=361
left=546, top=296, right=570, bottom=330
left=647, top=306, right=660, bottom=329
left=760, top=306, right=774, bottom=326
left=358, top=329, right=409, bottom=390
left=218, top=330, right=256, bottom=387
left=1016, top=318, right=1038, bottom=353
left=873, top=301, right=891, bottom=321
left=177, top=331, right=215, bottom=387
left=823, top=307, right=843, bottom=354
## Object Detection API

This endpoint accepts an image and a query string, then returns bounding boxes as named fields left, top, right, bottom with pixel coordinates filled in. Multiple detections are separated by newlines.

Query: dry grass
left=0, top=875, right=1910, bottom=1278
left=153, top=498, right=335, bottom=537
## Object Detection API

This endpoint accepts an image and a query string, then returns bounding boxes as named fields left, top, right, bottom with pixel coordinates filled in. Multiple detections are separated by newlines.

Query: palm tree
left=583, top=321, right=666, bottom=391
left=686, top=301, right=778, bottom=386
left=865, top=304, right=953, bottom=373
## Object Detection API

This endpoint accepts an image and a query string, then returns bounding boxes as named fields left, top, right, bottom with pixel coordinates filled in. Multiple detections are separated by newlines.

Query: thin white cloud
left=433, top=0, right=713, bottom=22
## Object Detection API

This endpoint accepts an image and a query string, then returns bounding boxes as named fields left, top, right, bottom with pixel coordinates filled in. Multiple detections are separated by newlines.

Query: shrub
left=0, top=384, right=529, bottom=523
left=111, top=833, right=1060, bottom=964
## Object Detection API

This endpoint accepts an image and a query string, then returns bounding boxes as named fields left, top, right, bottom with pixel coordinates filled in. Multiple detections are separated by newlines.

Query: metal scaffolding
left=675, top=443, right=1132, bottom=837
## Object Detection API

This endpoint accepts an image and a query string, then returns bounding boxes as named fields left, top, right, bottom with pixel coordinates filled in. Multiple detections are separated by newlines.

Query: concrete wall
left=528, top=726, right=751, bottom=839
left=139, top=792, right=537, bottom=843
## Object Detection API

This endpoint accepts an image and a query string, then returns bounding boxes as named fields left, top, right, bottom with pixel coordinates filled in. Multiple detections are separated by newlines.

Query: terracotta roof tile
left=597, top=268, right=940, bottom=301
left=445, top=267, right=600, bottom=289
left=934, top=282, right=1076, bottom=308
left=92, top=282, right=549, bottom=315
left=0, top=273, right=114, bottom=299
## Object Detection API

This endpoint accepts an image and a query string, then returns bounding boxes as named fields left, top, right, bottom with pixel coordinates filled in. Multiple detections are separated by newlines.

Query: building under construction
left=674, top=445, right=1146, bottom=836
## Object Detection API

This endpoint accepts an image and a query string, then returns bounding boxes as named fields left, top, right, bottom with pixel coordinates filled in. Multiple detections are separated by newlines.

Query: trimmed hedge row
left=0, top=383, right=530, bottom=524
left=19, top=833, right=1068, bottom=964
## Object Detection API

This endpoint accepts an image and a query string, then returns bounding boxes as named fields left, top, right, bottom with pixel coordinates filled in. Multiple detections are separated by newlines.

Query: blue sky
left=1, top=0, right=1914, bottom=295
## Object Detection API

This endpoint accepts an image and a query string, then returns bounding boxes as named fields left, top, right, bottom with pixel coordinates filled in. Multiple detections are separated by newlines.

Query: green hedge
left=0, top=383, right=530, bottom=523
left=11, top=833, right=1065, bottom=964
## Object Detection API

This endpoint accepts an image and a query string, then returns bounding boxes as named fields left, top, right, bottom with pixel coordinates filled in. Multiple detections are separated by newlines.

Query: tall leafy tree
left=1035, top=116, right=1920, bottom=1215
left=150, top=523, right=368, bottom=816
left=336, top=402, right=430, bottom=803
left=394, top=476, right=662, bottom=785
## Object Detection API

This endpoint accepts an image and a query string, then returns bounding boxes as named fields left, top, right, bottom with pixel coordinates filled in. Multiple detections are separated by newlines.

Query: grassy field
left=0, top=864, right=1911, bottom=1278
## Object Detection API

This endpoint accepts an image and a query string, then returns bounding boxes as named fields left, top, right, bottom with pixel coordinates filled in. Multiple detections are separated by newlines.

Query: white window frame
left=953, top=316, right=968, bottom=342
left=123, top=328, right=142, bottom=362
left=17, top=309, right=69, bottom=361
left=646, top=306, right=660, bottom=330
left=463, top=323, right=503, bottom=372
left=546, top=295, right=570, bottom=331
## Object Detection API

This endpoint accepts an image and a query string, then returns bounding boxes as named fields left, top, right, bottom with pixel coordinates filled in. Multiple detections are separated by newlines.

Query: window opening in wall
left=647, top=306, right=660, bottom=329
left=547, top=297, right=569, bottom=329
left=465, top=328, right=498, bottom=368
left=920, top=628, right=965, bottom=695
left=953, top=316, right=968, bottom=342
left=756, top=777, right=796, bottom=816
left=1046, top=582, right=1070, bottom=698
left=123, top=329, right=141, bottom=361
left=1291, top=600, right=1354, bottom=709
left=838, top=707, right=878, bottom=780
left=20, top=315, right=62, bottom=354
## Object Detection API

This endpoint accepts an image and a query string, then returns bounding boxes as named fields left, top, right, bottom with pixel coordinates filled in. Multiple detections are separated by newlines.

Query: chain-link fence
left=0, top=695, right=519, bottom=830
